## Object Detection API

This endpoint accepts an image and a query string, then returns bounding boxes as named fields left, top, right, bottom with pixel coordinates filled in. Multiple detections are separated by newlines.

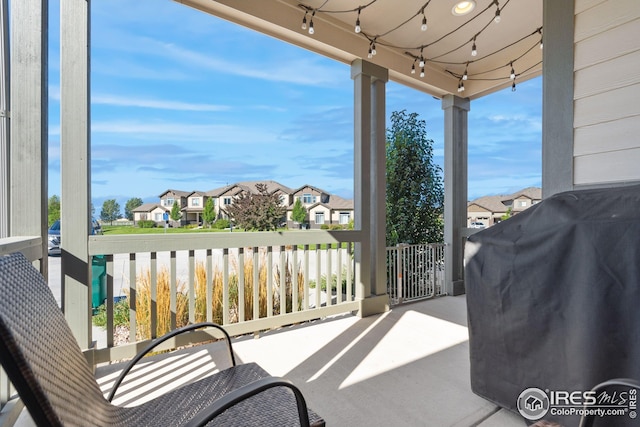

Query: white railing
left=386, top=243, right=446, bottom=305
left=87, top=231, right=361, bottom=364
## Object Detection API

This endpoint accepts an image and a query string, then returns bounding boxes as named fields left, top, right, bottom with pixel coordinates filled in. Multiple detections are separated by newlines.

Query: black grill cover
left=465, top=185, right=640, bottom=426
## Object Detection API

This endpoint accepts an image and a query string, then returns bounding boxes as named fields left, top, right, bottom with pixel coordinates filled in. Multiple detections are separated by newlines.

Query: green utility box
left=91, top=255, right=107, bottom=308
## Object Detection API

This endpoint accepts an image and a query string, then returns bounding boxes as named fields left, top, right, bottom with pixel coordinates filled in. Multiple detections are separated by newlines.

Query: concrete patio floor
left=16, top=295, right=528, bottom=426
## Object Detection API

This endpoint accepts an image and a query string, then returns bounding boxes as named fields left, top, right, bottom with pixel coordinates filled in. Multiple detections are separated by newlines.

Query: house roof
left=235, top=180, right=294, bottom=194
left=293, top=184, right=331, bottom=195
left=132, top=203, right=167, bottom=213
left=468, top=187, right=542, bottom=213
left=158, top=189, right=191, bottom=198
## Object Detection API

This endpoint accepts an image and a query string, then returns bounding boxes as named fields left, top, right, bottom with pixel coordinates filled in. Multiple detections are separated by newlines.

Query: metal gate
left=386, top=243, right=445, bottom=305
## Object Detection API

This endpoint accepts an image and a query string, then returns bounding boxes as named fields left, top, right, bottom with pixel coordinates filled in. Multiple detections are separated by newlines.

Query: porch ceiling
left=175, top=0, right=542, bottom=99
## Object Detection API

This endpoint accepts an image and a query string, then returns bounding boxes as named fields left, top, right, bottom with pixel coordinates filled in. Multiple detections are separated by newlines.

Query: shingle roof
left=468, top=187, right=542, bottom=212
left=158, top=189, right=191, bottom=198
left=132, top=203, right=166, bottom=213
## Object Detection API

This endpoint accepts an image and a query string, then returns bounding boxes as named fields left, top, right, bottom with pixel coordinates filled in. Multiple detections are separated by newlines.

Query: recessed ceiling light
left=452, top=1, right=476, bottom=16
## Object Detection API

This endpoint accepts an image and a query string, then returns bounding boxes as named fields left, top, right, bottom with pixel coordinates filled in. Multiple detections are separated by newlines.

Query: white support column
left=351, top=59, right=389, bottom=317
left=9, top=0, right=48, bottom=271
left=61, top=0, right=92, bottom=348
left=442, top=95, right=470, bottom=296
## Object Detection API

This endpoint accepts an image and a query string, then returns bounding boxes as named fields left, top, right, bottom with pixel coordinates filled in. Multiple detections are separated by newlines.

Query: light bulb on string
left=411, top=60, right=416, bottom=74
left=308, top=11, right=315, bottom=35
left=539, top=36, right=543, bottom=49
left=301, top=12, right=307, bottom=30
left=494, top=1, right=501, bottom=23
left=368, top=47, right=373, bottom=59
left=463, top=63, right=468, bottom=80
left=512, top=79, right=516, bottom=92
left=371, top=41, right=377, bottom=56
left=355, top=9, right=361, bottom=33
left=510, top=63, right=515, bottom=80
left=421, top=14, right=427, bottom=31
left=471, top=38, right=477, bottom=57
left=420, top=67, right=425, bottom=78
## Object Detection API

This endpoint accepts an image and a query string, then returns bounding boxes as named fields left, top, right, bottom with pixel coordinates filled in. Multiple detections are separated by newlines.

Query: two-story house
left=287, top=185, right=354, bottom=229
left=467, top=187, right=541, bottom=228
left=134, top=181, right=355, bottom=228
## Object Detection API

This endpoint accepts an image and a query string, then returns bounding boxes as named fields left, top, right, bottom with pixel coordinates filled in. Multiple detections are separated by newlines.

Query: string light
left=307, top=10, right=315, bottom=35
left=511, top=77, right=516, bottom=91
left=538, top=29, right=543, bottom=49
left=421, top=8, right=428, bottom=31
left=297, top=1, right=541, bottom=92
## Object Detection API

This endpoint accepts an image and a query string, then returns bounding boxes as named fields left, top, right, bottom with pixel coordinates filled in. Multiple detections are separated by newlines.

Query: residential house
left=288, top=185, right=354, bottom=229
left=151, top=181, right=353, bottom=228
left=132, top=203, right=169, bottom=224
left=467, top=187, right=542, bottom=227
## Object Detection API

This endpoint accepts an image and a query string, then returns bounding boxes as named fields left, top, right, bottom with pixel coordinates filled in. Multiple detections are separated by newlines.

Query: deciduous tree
left=202, top=197, right=216, bottom=228
left=291, top=198, right=307, bottom=228
left=124, top=197, right=143, bottom=221
left=227, top=183, right=286, bottom=231
left=48, top=195, right=61, bottom=226
left=100, top=199, right=121, bottom=225
left=386, top=110, right=444, bottom=245
left=170, top=201, right=182, bottom=224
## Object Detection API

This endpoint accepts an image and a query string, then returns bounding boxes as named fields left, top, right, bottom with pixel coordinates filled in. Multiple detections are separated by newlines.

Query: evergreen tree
left=386, top=110, right=444, bottom=245
left=124, top=197, right=143, bottom=221
left=202, top=197, right=216, bottom=228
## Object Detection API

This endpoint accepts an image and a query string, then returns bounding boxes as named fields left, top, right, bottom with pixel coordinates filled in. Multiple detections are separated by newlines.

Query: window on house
left=339, top=212, right=350, bottom=224
left=224, top=197, right=232, bottom=205
left=191, top=198, right=200, bottom=206
left=315, top=212, right=325, bottom=224
left=519, top=200, right=527, bottom=207
left=165, top=198, right=174, bottom=207
left=280, top=195, right=287, bottom=205
left=154, top=213, right=162, bottom=221
left=303, top=193, right=313, bottom=204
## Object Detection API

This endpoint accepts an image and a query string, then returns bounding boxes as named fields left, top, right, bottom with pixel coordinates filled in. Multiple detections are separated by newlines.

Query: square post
left=442, top=95, right=470, bottom=296
left=351, top=59, right=389, bottom=316
left=9, top=0, right=48, bottom=270
left=60, top=0, right=92, bottom=348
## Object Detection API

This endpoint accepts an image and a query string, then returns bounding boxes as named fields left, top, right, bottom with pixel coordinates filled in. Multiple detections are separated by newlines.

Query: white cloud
left=91, top=94, right=231, bottom=112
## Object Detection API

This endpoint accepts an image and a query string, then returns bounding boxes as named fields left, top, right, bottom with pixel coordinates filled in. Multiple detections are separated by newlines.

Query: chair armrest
left=579, top=378, right=640, bottom=427
left=107, top=322, right=235, bottom=402
left=184, top=376, right=311, bottom=427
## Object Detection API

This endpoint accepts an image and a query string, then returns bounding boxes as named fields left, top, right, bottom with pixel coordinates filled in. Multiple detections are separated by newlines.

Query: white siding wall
left=573, top=0, right=640, bottom=185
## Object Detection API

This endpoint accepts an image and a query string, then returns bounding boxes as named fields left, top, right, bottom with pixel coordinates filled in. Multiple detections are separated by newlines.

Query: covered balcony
left=2, top=0, right=639, bottom=426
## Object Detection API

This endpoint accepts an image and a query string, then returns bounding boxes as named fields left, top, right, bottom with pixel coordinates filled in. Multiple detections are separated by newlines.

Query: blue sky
left=47, top=0, right=542, bottom=210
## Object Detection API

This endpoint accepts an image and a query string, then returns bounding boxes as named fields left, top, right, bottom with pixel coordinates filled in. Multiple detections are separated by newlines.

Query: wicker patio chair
left=0, top=252, right=324, bottom=426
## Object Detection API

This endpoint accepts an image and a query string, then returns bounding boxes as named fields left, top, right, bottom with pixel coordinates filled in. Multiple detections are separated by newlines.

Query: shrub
left=320, top=224, right=330, bottom=230
left=329, top=224, right=343, bottom=230
left=213, top=219, right=230, bottom=229
left=138, top=220, right=156, bottom=228
left=93, top=297, right=129, bottom=327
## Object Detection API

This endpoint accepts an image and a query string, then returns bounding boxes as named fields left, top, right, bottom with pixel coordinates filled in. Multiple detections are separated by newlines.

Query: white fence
left=386, top=243, right=446, bottom=305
